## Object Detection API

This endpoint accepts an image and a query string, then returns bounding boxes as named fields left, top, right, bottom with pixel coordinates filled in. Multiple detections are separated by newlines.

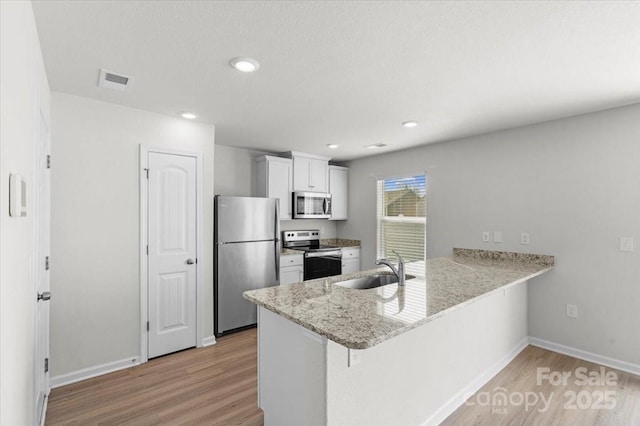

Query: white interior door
left=147, top=152, right=198, bottom=358
left=34, top=108, right=51, bottom=424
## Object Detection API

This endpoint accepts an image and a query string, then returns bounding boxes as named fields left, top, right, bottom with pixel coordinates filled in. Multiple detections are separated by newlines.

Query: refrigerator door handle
left=274, top=200, right=280, bottom=282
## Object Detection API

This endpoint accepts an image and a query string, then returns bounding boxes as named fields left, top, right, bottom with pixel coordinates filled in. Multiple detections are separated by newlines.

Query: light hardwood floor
left=46, top=330, right=639, bottom=426
left=443, top=345, right=640, bottom=425
left=45, top=328, right=263, bottom=425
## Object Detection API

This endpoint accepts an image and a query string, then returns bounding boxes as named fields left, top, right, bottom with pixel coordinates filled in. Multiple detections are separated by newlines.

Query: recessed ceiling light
left=402, top=121, right=418, bottom=128
left=365, top=143, right=388, bottom=149
left=181, top=112, right=198, bottom=120
left=230, top=57, right=260, bottom=73
left=327, top=144, right=339, bottom=149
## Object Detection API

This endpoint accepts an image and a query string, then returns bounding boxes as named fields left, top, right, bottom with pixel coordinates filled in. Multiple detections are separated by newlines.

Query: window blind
left=376, top=175, right=426, bottom=265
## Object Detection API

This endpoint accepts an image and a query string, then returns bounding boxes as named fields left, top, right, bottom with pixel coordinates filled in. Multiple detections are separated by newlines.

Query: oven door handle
left=305, top=250, right=342, bottom=258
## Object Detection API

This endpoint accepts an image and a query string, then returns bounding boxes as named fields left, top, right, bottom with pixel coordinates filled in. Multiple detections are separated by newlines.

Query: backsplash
left=280, top=219, right=338, bottom=239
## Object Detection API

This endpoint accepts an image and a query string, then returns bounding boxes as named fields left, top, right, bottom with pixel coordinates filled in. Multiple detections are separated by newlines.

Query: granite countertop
left=244, top=248, right=554, bottom=350
left=320, top=238, right=361, bottom=248
left=281, top=248, right=303, bottom=255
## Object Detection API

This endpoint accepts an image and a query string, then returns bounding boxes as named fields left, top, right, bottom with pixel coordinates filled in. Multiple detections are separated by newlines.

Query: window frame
left=376, top=173, right=427, bottom=264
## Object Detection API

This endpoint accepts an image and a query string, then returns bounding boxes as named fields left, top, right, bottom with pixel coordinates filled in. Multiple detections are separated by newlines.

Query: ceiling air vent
left=98, top=69, right=133, bottom=91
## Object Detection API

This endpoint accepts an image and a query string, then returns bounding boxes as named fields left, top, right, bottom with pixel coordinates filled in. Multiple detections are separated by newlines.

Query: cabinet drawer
left=341, top=248, right=360, bottom=259
left=281, top=254, right=303, bottom=266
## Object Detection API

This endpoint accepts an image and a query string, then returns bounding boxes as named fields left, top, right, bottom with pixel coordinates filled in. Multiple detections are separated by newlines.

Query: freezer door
left=216, top=240, right=279, bottom=335
left=216, top=196, right=279, bottom=243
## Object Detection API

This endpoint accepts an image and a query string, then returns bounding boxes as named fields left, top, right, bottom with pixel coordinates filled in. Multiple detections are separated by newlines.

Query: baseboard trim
left=202, top=335, right=217, bottom=347
left=422, top=337, right=530, bottom=426
left=529, top=337, right=640, bottom=377
left=50, top=356, right=140, bottom=389
left=39, top=394, right=48, bottom=426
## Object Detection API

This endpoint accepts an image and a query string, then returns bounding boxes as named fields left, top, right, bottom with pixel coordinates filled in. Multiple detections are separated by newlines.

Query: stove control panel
left=283, top=230, right=320, bottom=243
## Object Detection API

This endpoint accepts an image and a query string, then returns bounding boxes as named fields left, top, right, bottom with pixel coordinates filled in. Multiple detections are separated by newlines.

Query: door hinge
left=146, top=245, right=149, bottom=255
left=45, top=256, right=50, bottom=271
left=44, top=357, right=49, bottom=373
left=46, top=155, right=51, bottom=169
left=146, top=321, right=149, bottom=332
left=144, top=168, right=149, bottom=179
left=195, top=258, right=198, bottom=264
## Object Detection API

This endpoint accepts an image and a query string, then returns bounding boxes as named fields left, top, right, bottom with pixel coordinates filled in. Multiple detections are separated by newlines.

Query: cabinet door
left=329, top=167, right=348, bottom=220
left=309, top=159, right=328, bottom=192
left=280, top=266, right=304, bottom=285
left=293, top=156, right=312, bottom=191
left=269, top=160, right=292, bottom=219
left=342, top=258, right=360, bottom=274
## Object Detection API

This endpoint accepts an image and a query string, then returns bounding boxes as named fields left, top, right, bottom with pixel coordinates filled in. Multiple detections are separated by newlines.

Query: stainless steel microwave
left=292, top=192, right=332, bottom=219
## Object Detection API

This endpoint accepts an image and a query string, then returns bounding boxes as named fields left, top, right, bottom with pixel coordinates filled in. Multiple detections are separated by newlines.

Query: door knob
left=37, top=292, right=51, bottom=302
left=186, top=258, right=195, bottom=265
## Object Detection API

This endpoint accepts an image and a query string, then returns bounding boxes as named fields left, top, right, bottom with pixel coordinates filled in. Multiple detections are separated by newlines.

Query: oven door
left=304, top=250, right=342, bottom=280
left=293, top=192, right=331, bottom=219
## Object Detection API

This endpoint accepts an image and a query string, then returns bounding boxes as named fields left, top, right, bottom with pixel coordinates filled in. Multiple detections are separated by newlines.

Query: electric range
left=282, top=230, right=342, bottom=280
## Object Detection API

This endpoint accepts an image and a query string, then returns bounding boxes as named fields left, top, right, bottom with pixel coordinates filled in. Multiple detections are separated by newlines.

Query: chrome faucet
left=375, top=250, right=406, bottom=286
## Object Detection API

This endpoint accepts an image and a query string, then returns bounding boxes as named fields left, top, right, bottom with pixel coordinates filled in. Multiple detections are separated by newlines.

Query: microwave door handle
left=323, top=198, right=327, bottom=215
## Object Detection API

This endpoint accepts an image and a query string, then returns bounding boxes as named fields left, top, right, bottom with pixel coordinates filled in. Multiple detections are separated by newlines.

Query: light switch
left=520, top=233, right=530, bottom=245
left=493, top=231, right=502, bottom=243
left=482, top=232, right=490, bottom=242
left=620, top=237, right=634, bottom=252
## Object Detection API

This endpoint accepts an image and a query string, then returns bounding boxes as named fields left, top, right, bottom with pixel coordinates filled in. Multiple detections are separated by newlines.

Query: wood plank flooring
left=45, top=328, right=263, bottom=426
left=46, top=329, right=639, bottom=426
left=442, top=345, right=640, bottom=426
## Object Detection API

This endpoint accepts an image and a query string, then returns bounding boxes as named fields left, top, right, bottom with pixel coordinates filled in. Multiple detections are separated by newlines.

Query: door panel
left=35, top=108, right=50, bottom=424
left=148, top=152, right=197, bottom=358
left=215, top=196, right=278, bottom=243
left=217, top=241, right=278, bottom=334
left=268, top=161, right=292, bottom=219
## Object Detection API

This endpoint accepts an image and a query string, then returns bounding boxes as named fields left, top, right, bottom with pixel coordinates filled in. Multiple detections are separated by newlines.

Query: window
left=376, top=174, right=426, bottom=269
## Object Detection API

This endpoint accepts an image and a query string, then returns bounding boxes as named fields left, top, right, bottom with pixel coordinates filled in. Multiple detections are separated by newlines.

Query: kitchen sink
left=335, top=273, right=416, bottom=290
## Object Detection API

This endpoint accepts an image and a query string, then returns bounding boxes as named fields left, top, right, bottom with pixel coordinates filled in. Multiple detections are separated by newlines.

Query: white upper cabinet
left=290, top=152, right=330, bottom=193
left=256, top=156, right=293, bottom=220
left=329, top=165, right=348, bottom=220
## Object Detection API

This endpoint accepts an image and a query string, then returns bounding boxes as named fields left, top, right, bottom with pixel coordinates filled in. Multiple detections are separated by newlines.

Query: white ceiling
left=32, top=1, right=640, bottom=161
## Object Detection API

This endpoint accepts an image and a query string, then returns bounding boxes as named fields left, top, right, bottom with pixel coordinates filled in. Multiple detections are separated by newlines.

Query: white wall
left=0, top=1, right=50, bottom=424
left=338, top=103, right=640, bottom=366
left=214, top=144, right=338, bottom=238
left=258, top=282, right=528, bottom=426
left=50, top=93, right=215, bottom=376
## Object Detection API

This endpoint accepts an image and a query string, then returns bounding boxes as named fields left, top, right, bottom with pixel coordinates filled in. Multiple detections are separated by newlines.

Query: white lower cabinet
left=280, top=253, right=304, bottom=285
left=341, top=248, right=360, bottom=274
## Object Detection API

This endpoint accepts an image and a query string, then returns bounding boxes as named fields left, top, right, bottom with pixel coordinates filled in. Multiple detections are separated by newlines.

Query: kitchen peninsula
left=244, top=249, right=554, bottom=426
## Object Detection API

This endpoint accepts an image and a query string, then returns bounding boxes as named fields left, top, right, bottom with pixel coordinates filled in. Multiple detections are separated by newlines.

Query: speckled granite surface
left=244, top=248, right=554, bottom=350
left=453, top=248, right=554, bottom=267
left=320, top=238, right=361, bottom=248
left=281, top=248, right=302, bottom=255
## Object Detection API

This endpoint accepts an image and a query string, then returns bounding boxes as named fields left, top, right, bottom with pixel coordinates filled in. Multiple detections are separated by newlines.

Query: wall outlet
left=348, top=349, right=361, bottom=367
left=566, top=304, right=578, bottom=319
left=482, top=232, right=490, bottom=242
left=520, top=233, right=530, bottom=245
left=493, top=231, right=502, bottom=243
left=620, top=237, right=634, bottom=252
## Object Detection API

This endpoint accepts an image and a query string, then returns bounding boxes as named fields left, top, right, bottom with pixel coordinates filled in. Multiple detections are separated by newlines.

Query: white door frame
left=139, top=145, right=204, bottom=363
left=33, top=103, right=50, bottom=426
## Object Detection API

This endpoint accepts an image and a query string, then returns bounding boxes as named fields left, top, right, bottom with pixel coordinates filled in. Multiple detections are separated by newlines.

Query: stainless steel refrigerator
left=214, top=195, right=280, bottom=336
